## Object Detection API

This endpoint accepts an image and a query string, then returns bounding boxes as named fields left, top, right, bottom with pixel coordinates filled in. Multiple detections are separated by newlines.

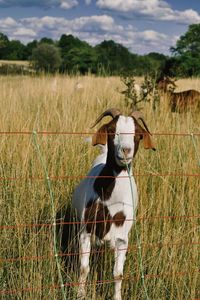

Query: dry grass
left=175, top=78, right=200, bottom=92
left=0, top=60, right=29, bottom=66
left=0, top=75, right=199, bottom=300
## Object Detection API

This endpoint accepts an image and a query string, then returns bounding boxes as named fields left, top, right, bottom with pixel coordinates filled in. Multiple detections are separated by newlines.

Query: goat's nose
left=122, top=147, right=131, bottom=157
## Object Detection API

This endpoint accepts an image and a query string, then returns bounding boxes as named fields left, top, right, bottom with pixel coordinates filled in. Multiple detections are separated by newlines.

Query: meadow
left=0, top=75, right=199, bottom=299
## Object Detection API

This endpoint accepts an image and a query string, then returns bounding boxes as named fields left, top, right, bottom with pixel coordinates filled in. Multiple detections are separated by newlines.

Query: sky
left=0, top=0, right=200, bottom=55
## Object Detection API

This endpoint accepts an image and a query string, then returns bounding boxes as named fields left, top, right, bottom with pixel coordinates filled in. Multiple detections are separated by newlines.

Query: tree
left=171, top=24, right=200, bottom=55
left=24, top=40, right=38, bottom=59
left=30, top=43, right=62, bottom=73
left=39, top=37, right=54, bottom=45
left=0, top=32, right=9, bottom=59
left=58, top=34, right=97, bottom=73
left=95, top=40, right=135, bottom=74
left=170, top=24, right=200, bottom=76
left=58, top=34, right=86, bottom=54
left=6, top=40, right=26, bottom=60
left=61, top=46, right=97, bottom=74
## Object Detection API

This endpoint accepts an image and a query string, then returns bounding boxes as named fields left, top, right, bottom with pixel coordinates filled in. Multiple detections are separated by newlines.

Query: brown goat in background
left=156, top=76, right=200, bottom=112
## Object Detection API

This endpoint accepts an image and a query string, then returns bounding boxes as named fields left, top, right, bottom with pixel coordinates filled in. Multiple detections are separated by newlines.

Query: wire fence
left=0, top=130, right=199, bottom=298
left=0, top=270, right=199, bottom=296
left=1, top=214, right=200, bottom=230
left=0, top=131, right=199, bottom=136
left=1, top=241, right=200, bottom=264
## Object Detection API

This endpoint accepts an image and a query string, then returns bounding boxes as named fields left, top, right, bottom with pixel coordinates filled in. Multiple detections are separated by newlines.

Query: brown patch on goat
left=133, top=122, right=143, bottom=156
left=113, top=211, right=126, bottom=227
left=84, top=201, right=111, bottom=239
left=92, top=124, right=107, bottom=146
left=94, top=165, right=116, bottom=201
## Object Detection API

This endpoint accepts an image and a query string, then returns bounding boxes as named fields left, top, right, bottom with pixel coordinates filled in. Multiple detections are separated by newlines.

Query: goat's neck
left=94, top=155, right=131, bottom=201
left=106, top=148, right=131, bottom=174
left=106, top=157, right=131, bottom=174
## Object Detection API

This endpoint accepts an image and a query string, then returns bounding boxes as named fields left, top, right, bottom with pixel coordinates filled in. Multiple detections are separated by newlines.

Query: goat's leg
left=77, top=230, right=91, bottom=299
left=113, top=238, right=128, bottom=300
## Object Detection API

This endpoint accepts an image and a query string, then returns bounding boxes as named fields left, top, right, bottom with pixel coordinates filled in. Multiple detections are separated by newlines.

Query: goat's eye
left=134, top=133, right=141, bottom=141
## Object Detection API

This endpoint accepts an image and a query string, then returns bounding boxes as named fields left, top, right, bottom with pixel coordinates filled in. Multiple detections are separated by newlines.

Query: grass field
left=0, top=60, right=29, bottom=66
left=0, top=75, right=199, bottom=299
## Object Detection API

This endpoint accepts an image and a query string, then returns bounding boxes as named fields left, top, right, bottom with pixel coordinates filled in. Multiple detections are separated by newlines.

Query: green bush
left=30, top=43, right=62, bottom=73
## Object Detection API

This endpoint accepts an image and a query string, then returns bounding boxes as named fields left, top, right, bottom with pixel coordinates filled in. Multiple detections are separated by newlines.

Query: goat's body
left=73, top=147, right=137, bottom=246
left=72, top=146, right=137, bottom=300
left=168, top=89, right=200, bottom=112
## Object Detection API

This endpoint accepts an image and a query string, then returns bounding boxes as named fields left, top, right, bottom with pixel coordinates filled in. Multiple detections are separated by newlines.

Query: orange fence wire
left=0, top=173, right=200, bottom=183
left=0, top=241, right=199, bottom=264
left=0, top=131, right=199, bottom=136
left=0, top=214, right=200, bottom=230
left=0, top=270, right=199, bottom=296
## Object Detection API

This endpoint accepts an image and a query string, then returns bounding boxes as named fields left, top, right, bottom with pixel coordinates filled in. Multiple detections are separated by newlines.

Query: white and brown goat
left=72, top=108, right=155, bottom=300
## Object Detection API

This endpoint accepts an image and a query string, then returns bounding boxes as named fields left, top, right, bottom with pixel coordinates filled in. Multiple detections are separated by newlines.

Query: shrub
left=30, top=44, right=62, bottom=73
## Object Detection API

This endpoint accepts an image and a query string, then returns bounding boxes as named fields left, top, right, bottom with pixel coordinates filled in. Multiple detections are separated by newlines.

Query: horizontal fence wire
left=0, top=173, right=200, bottom=182
left=0, top=214, right=200, bottom=230
left=1, top=241, right=200, bottom=264
left=0, top=174, right=200, bottom=183
left=0, top=270, right=199, bottom=296
left=0, top=131, right=199, bottom=136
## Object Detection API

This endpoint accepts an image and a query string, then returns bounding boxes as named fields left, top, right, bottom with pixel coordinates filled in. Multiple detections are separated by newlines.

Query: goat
left=72, top=108, right=155, bottom=300
left=168, top=89, right=200, bottom=112
left=156, top=76, right=200, bottom=112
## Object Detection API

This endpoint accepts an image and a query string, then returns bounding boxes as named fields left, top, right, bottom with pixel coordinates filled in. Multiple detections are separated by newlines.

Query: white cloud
left=0, top=17, right=17, bottom=27
left=96, top=0, right=200, bottom=24
left=85, top=0, right=91, bottom=4
left=0, top=0, right=79, bottom=9
left=60, top=0, right=78, bottom=9
left=0, top=15, right=176, bottom=54
left=14, top=28, right=37, bottom=37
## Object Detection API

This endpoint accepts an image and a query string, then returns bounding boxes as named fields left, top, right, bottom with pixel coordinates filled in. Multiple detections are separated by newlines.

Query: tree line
left=0, top=24, right=200, bottom=77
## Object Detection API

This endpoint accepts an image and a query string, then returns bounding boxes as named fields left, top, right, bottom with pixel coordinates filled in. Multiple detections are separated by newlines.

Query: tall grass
left=0, top=75, right=199, bottom=299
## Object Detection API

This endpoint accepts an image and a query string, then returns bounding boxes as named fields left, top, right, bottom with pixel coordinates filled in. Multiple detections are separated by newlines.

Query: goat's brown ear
left=143, top=131, right=156, bottom=150
left=92, top=124, right=107, bottom=146
left=135, top=122, right=156, bottom=151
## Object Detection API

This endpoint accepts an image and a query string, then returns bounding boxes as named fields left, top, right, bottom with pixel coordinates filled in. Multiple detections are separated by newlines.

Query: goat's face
left=93, top=114, right=155, bottom=168
left=112, top=116, right=135, bottom=166
left=157, top=76, right=177, bottom=92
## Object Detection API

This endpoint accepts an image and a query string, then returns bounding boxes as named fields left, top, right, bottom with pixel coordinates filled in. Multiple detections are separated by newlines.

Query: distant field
left=0, top=60, right=29, bottom=66
left=0, top=75, right=199, bottom=299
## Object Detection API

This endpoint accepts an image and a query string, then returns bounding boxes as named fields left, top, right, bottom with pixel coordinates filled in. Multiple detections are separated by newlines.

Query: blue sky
left=0, top=0, right=200, bottom=54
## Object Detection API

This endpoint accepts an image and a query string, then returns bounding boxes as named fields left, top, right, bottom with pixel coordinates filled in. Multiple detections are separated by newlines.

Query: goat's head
left=157, top=76, right=177, bottom=92
left=91, top=108, right=155, bottom=168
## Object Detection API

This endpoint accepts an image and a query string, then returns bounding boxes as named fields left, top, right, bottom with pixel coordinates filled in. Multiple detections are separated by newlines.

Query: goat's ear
left=143, top=131, right=156, bottom=150
left=92, top=124, right=107, bottom=146
left=136, top=123, right=156, bottom=151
